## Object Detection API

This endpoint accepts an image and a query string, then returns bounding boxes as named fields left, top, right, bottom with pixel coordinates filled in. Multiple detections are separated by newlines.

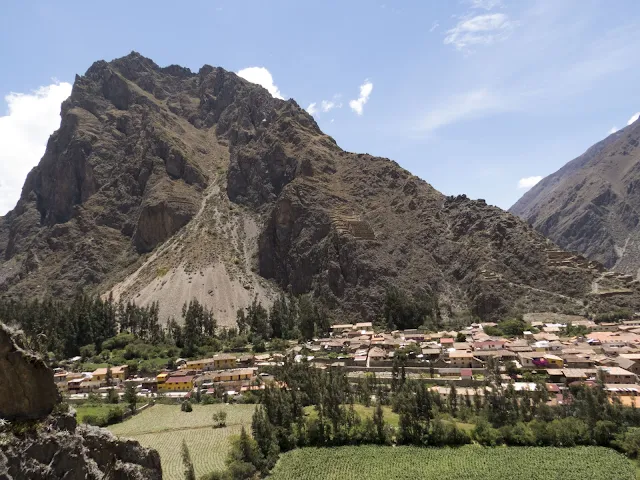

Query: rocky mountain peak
left=2, top=53, right=640, bottom=324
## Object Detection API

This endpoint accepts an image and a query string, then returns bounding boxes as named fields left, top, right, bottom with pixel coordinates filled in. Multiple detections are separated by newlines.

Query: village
left=51, top=315, right=640, bottom=407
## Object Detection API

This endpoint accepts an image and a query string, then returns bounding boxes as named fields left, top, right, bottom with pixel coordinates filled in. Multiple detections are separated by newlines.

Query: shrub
left=82, top=415, right=106, bottom=427
left=101, top=333, right=135, bottom=351
left=473, top=419, right=503, bottom=446
left=501, top=422, right=535, bottom=446
left=202, top=395, right=219, bottom=405
left=105, top=406, right=125, bottom=425
left=614, top=427, right=640, bottom=458
left=181, top=400, right=193, bottom=412
left=106, top=388, right=119, bottom=404
left=212, top=410, right=228, bottom=428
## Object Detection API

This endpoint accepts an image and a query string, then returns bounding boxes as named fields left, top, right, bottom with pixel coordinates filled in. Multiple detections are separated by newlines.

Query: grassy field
left=108, top=403, right=255, bottom=480
left=74, top=404, right=121, bottom=423
left=303, top=404, right=400, bottom=427
left=268, top=445, right=635, bottom=480
left=302, top=405, right=474, bottom=431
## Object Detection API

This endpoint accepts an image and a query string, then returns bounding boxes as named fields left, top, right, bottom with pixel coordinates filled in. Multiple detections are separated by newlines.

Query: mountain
left=1, top=52, right=637, bottom=323
left=510, top=119, right=640, bottom=279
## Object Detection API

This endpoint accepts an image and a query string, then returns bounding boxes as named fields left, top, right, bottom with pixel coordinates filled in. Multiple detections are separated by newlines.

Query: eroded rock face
left=0, top=323, right=57, bottom=421
left=1, top=421, right=162, bottom=480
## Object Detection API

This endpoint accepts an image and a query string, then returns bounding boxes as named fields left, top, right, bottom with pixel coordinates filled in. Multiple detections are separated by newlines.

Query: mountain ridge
left=2, top=51, right=639, bottom=324
left=510, top=119, right=640, bottom=277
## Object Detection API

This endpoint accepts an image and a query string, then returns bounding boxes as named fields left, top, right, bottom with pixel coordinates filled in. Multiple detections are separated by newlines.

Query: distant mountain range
left=511, top=118, right=640, bottom=278
left=2, top=52, right=639, bottom=324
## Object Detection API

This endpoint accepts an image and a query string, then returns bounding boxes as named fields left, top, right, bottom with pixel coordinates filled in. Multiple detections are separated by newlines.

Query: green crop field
left=268, top=445, right=635, bottom=480
left=73, top=404, right=118, bottom=422
left=74, top=404, right=121, bottom=423
left=108, top=403, right=255, bottom=480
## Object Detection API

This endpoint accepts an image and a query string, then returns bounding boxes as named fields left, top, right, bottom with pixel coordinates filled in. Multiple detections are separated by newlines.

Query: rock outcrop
left=2, top=52, right=640, bottom=321
left=0, top=323, right=162, bottom=480
left=0, top=323, right=58, bottom=421
left=0, top=419, right=163, bottom=480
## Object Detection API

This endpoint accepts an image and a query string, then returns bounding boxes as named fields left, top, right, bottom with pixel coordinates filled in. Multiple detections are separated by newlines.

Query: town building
left=159, top=374, right=195, bottom=392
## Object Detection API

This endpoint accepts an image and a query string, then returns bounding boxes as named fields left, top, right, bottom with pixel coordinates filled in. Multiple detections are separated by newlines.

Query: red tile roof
left=165, top=375, right=195, bottom=384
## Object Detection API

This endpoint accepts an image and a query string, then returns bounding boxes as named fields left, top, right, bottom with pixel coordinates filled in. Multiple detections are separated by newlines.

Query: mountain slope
left=510, top=120, right=640, bottom=277
left=1, top=52, right=637, bottom=323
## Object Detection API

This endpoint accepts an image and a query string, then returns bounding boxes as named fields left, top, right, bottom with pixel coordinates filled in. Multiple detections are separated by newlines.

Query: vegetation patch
left=75, top=403, right=125, bottom=427
left=268, top=445, right=635, bottom=480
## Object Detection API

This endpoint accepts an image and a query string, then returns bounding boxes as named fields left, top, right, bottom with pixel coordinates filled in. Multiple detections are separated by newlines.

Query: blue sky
left=1, top=0, right=640, bottom=214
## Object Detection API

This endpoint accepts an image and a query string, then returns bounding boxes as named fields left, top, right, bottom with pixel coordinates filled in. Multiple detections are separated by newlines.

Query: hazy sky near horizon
left=1, top=0, right=640, bottom=215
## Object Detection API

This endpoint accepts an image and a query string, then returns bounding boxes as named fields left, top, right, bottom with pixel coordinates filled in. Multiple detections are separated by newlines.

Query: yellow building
left=91, top=365, right=129, bottom=385
left=204, top=368, right=255, bottom=383
left=158, top=375, right=195, bottom=392
left=157, top=373, right=169, bottom=384
left=544, top=354, right=564, bottom=368
left=184, top=354, right=237, bottom=371
left=53, top=372, right=69, bottom=392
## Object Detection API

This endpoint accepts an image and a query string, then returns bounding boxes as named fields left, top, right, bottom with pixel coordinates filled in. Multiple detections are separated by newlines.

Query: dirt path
left=591, top=271, right=608, bottom=294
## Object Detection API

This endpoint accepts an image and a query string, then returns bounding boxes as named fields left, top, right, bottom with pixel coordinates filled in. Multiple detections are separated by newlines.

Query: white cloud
left=307, top=102, right=318, bottom=115
left=349, top=81, right=373, bottom=115
left=321, top=99, right=341, bottom=112
left=627, top=112, right=640, bottom=126
left=470, top=0, right=502, bottom=10
left=419, top=88, right=506, bottom=132
left=608, top=126, right=618, bottom=135
left=237, top=67, right=284, bottom=99
left=444, top=13, right=515, bottom=51
left=0, top=82, right=72, bottom=216
left=518, top=176, right=542, bottom=189
left=430, top=22, right=440, bottom=32
left=306, top=96, right=342, bottom=117
left=416, top=6, right=640, bottom=134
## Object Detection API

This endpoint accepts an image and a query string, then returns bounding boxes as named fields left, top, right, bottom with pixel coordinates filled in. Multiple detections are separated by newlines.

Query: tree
left=298, top=296, right=316, bottom=341
left=107, top=387, right=119, bottom=404
left=614, top=427, right=640, bottom=458
left=448, top=383, right=458, bottom=416
left=124, top=383, right=137, bottom=414
left=373, top=400, right=388, bottom=444
left=181, top=440, right=196, bottom=480
left=383, top=286, right=438, bottom=330
left=499, top=318, right=527, bottom=337
left=505, top=360, right=519, bottom=377
left=226, top=427, right=265, bottom=478
left=213, top=410, right=228, bottom=428
left=106, top=365, right=113, bottom=387
left=181, top=400, right=193, bottom=412
left=251, top=406, right=280, bottom=468
left=455, top=332, right=467, bottom=343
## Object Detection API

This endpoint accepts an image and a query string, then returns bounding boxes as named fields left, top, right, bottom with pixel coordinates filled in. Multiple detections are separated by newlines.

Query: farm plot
left=109, top=403, right=255, bottom=480
left=268, top=445, right=635, bottom=480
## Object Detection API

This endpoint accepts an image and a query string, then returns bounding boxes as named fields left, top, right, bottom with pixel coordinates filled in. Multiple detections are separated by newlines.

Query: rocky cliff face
left=0, top=323, right=58, bottom=421
left=510, top=120, right=640, bottom=277
left=0, top=420, right=163, bottom=480
left=1, top=52, right=639, bottom=321
left=0, top=322, right=162, bottom=480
